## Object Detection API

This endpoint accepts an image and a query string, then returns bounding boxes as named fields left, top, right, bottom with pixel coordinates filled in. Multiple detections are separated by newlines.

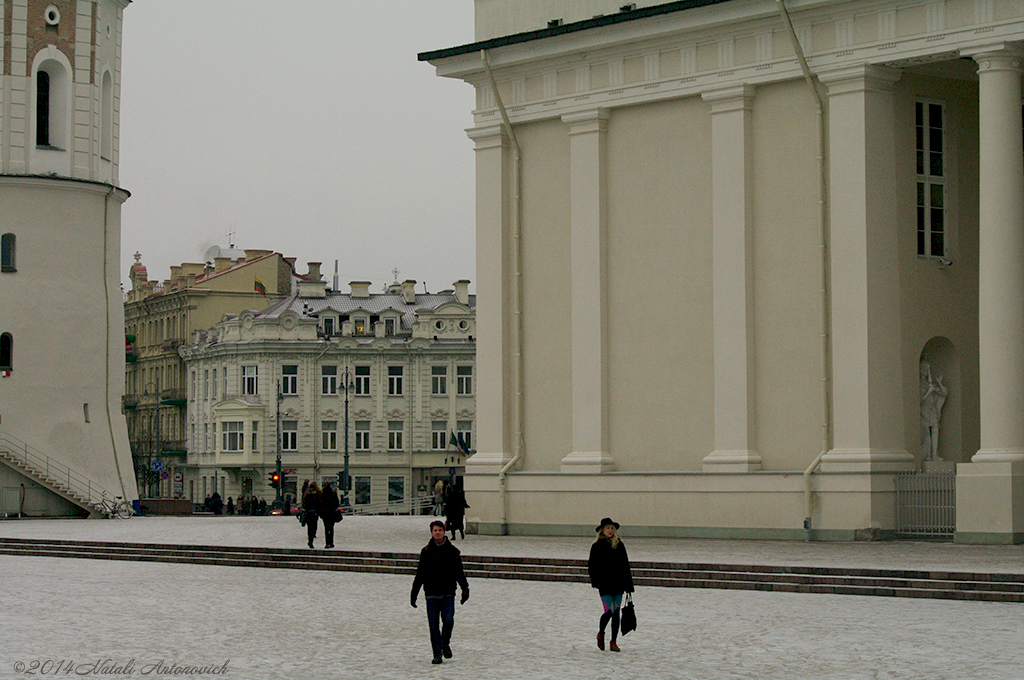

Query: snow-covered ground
left=2, top=515, right=1023, bottom=679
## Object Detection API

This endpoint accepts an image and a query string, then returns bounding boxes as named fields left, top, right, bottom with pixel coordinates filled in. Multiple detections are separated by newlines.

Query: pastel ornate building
left=421, top=0, right=1024, bottom=543
left=0, top=0, right=137, bottom=516
left=178, top=275, right=475, bottom=508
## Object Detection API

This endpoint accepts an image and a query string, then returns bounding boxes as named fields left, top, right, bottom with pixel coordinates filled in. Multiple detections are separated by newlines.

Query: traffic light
left=269, top=471, right=281, bottom=489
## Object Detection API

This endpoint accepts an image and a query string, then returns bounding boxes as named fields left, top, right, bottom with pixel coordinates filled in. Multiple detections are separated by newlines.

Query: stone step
left=0, top=537, right=1021, bottom=602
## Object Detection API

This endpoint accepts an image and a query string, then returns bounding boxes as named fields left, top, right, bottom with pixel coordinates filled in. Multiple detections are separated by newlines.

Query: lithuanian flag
left=254, top=277, right=267, bottom=296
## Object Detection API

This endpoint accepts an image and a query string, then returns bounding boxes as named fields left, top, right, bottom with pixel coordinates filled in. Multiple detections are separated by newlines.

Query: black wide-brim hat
left=596, top=517, right=620, bottom=532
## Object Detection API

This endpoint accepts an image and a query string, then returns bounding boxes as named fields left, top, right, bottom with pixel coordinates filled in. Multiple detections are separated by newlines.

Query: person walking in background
left=302, top=482, right=321, bottom=549
left=445, top=484, right=469, bottom=541
left=433, top=479, right=445, bottom=516
left=226, top=497, right=235, bottom=516
left=410, top=520, right=470, bottom=665
left=319, top=481, right=340, bottom=549
left=588, top=517, right=634, bottom=653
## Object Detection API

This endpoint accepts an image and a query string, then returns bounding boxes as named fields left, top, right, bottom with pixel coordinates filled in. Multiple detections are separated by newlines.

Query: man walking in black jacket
left=410, top=520, right=470, bottom=664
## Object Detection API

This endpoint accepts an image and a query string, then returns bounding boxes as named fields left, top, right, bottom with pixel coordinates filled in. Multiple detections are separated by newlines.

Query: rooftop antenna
left=391, top=267, right=400, bottom=283
left=226, top=226, right=236, bottom=249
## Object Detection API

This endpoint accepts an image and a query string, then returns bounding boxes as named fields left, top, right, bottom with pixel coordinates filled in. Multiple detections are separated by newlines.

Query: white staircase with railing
left=0, top=431, right=116, bottom=517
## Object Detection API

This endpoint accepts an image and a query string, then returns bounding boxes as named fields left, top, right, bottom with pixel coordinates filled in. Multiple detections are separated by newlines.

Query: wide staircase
left=0, top=432, right=111, bottom=517
left=0, top=537, right=1021, bottom=603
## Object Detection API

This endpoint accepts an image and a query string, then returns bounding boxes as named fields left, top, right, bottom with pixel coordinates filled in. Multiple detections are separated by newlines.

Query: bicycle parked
left=94, top=492, right=133, bottom=519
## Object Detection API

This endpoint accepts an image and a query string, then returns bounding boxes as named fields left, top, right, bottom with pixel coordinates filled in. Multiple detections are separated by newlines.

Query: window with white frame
left=457, top=420, right=473, bottom=452
left=354, top=476, right=371, bottom=505
left=322, top=365, right=338, bottom=395
left=242, top=365, right=258, bottom=395
left=323, top=317, right=334, bottom=336
left=388, top=366, right=403, bottom=396
left=432, top=421, right=447, bottom=450
left=190, top=371, right=196, bottom=401
left=385, top=318, right=397, bottom=336
left=353, top=316, right=368, bottom=336
left=222, top=421, right=244, bottom=452
left=222, top=367, right=227, bottom=396
left=281, top=420, right=298, bottom=451
left=203, top=370, right=209, bottom=399
left=388, top=421, right=403, bottom=451
left=431, top=366, right=447, bottom=395
left=281, top=365, right=298, bottom=395
left=456, top=365, right=473, bottom=395
left=354, top=421, right=371, bottom=451
left=355, top=365, right=370, bottom=395
left=212, top=369, right=218, bottom=400
left=322, top=420, right=337, bottom=451
left=916, top=101, right=946, bottom=258
left=251, top=421, right=259, bottom=451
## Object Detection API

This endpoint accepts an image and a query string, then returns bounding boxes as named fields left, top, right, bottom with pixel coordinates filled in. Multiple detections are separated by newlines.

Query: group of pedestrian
left=300, top=480, right=342, bottom=549
left=407, top=514, right=634, bottom=665
left=430, top=479, right=471, bottom=541
left=224, top=495, right=268, bottom=516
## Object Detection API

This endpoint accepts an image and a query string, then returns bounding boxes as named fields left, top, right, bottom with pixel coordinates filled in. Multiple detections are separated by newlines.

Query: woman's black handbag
left=620, top=594, right=637, bottom=636
left=298, top=509, right=306, bottom=526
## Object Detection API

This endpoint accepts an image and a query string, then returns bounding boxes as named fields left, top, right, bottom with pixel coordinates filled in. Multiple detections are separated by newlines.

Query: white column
left=465, top=125, right=514, bottom=473
left=560, top=109, right=614, bottom=473
left=701, top=85, right=761, bottom=472
left=819, top=64, right=913, bottom=471
left=969, top=46, right=1024, bottom=462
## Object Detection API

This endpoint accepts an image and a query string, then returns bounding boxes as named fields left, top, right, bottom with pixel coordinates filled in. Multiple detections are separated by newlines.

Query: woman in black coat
left=587, top=517, right=634, bottom=653
left=319, top=481, right=340, bottom=549
left=445, top=485, right=469, bottom=541
left=302, top=482, right=321, bottom=549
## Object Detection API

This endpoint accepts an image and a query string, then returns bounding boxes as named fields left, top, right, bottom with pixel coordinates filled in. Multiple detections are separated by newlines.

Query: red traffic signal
left=269, top=472, right=281, bottom=488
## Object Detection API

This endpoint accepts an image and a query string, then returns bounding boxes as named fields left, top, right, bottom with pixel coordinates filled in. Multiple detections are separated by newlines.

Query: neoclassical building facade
left=178, top=274, right=475, bottom=508
left=421, top=0, right=1024, bottom=542
left=0, top=0, right=137, bottom=516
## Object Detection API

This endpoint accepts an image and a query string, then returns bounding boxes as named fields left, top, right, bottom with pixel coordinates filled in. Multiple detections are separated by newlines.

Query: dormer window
left=385, top=318, right=397, bottom=336
left=323, top=317, right=334, bottom=336
left=354, top=316, right=367, bottom=335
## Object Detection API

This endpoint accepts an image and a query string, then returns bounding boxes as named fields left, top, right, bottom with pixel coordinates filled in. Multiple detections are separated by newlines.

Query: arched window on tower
left=100, top=70, right=113, bottom=160
left=36, top=71, right=51, bottom=146
left=1, top=233, right=15, bottom=273
left=0, top=333, right=12, bottom=371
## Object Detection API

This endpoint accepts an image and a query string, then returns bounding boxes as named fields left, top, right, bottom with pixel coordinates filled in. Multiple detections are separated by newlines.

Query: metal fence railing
left=0, top=430, right=113, bottom=511
left=346, top=495, right=434, bottom=516
left=895, top=470, right=956, bottom=539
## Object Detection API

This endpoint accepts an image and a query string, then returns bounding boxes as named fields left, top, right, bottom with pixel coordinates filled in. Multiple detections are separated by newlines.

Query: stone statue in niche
left=920, top=360, right=948, bottom=461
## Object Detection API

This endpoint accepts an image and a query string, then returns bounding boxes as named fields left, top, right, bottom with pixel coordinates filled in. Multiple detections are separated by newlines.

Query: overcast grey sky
left=119, top=1, right=476, bottom=295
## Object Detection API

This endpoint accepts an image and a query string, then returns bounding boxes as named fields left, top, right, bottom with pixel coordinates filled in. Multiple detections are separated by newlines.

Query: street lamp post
left=142, top=381, right=159, bottom=499
left=341, top=368, right=354, bottom=507
left=275, top=380, right=283, bottom=504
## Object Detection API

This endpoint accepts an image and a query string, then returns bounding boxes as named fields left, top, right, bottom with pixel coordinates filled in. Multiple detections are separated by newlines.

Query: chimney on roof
left=453, top=280, right=470, bottom=305
left=299, top=262, right=326, bottom=299
left=402, top=279, right=417, bottom=304
left=214, top=257, right=231, bottom=273
left=350, top=281, right=371, bottom=299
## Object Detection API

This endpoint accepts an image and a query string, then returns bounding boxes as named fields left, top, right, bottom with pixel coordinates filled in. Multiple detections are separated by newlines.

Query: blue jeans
left=425, top=595, right=455, bottom=658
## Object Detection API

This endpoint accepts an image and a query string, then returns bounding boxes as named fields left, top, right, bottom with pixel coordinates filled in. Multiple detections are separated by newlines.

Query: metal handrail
left=0, top=430, right=116, bottom=509
left=346, top=495, right=434, bottom=516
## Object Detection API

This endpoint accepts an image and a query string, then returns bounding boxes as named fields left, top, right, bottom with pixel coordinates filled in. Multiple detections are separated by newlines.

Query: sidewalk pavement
left=2, top=515, right=1023, bottom=680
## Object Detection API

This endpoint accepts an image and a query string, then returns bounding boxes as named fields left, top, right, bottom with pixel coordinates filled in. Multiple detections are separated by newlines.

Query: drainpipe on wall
left=776, top=0, right=832, bottom=540
left=481, top=49, right=524, bottom=536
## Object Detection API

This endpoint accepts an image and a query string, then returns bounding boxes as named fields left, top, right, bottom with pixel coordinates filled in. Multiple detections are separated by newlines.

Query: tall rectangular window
left=431, top=366, right=447, bottom=395
left=388, top=366, right=403, bottom=396
left=354, top=317, right=368, bottom=336
left=281, top=420, right=298, bottom=451
left=242, top=365, right=258, bottom=395
left=322, top=365, right=338, bottom=395
left=212, top=369, right=218, bottom=400
left=1, top=233, right=16, bottom=273
left=36, top=71, right=50, bottom=146
left=457, top=420, right=473, bottom=452
left=916, top=101, right=946, bottom=258
left=323, top=317, right=334, bottom=336
left=355, top=365, right=371, bottom=395
left=281, top=365, right=298, bottom=395
left=388, top=476, right=405, bottom=502
left=321, top=421, right=337, bottom=451
left=432, top=422, right=447, bottom=451
left=388, top=421, right=403, bottom=451
left=0, top=333, right=12, bottom=371
left=385, top=318, right=397, bottom=336
left=354, top=421, right=371, bottom=451
left=354, top=476, right=371, bottom=505
left=456, top=365, right=473, bottom=395
left=252, top=421, right=259, bottom=451
left=222, top=421, right=243, bottom=452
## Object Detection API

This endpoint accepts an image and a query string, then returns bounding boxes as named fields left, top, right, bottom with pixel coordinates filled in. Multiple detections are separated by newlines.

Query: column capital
left=561, top=108, right=610, bottom=134
left=701, top=83, right=756, bottom=111
left=818, top=63, right=902, bottom=93
left=466, top=125, right=507, bottom=150
left=960, top=42, right=1024, bottom=64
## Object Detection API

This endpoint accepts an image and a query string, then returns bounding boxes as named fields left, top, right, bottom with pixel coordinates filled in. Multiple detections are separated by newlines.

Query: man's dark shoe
left=431, top=657, right=443, bottom=665
left=442, top=645, right=452, bottom=659
left=597, top=631, right=605, bottom=651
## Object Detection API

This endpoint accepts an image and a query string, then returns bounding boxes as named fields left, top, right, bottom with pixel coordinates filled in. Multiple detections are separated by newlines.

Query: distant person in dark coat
left=319, top=481, right=340, bottom=549
left=410, top=520, right=469, bottom=665
left=209, top=492, right=223, bottom=516
left=302, top=482, right=321, bottom=549
left=445, top=485, right=469, bottom=541
left=588, top=517, right=634, bottom=653
left=226, top=497, right=235, bottom=516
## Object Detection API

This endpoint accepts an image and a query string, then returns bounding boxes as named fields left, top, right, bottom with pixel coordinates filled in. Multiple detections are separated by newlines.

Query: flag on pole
left=449, top=431, right=459, bottom=451
left=456, top=432, right=471, bottom=456
left=254, top=277, right=267, bottom=296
